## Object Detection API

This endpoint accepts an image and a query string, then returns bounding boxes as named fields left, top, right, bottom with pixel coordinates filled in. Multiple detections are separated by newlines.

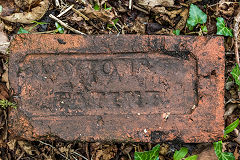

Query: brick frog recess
left=9, top=34, right=225, bottom=142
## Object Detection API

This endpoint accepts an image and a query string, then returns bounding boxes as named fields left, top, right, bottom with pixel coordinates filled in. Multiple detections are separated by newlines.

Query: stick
left=57, top=4, right=74, bottom=17
left=132, top=5, right=148, bottom=14
left=234, top=11, right=240, bottom=66
left=129, top=0, right=132, bottom=9
left=72, top=8, right=89, bottom=21
left=55, top=0, right=60, bottom=7
left=49, top=14, right=86, bottom=34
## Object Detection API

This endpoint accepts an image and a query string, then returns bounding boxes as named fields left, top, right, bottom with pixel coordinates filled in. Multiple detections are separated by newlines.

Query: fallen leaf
left=1, top=0, right=49, bottom=24
left=197, top=146, right=218, bottom=160
left=0, top=0, right=18, bottom=17
left=81, top=5, right=115, bottom=22
left=0, top=23, right=10, bottom=55
left=152, top=7, right=182, bottom=19
left=137, top=0, right=174, bottom=9
left=14, top=0, right=39, bottom=10
left=7, top=139, right=16, bottom=151
left=0, top=83, right=9, bottom=100
left=2, top=62, right=9, bottom=90
left=18, top=141, right=40, bottom=155
left=175, top=8, right=189, bottom=31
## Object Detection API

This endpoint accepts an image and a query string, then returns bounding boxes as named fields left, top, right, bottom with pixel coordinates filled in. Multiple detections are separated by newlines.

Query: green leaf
left=231, top=64, right=240, bottom=87
left=32, top=21, right=48, bottom=25
left=220, top=152, right=235, bottom=160
left=17, top=27, right=29, bottom=34
left=187, top=4, right=207, bottom=30
left=201, top=25, right=208, bottom=33
left=173, top=147, right=188, bottom=160
left=0, top=99, right=17, bottom=109
left=55, top=22, right=64, bottom=34
left=216, top=17, right=233, bottom=37
left=173, top=29, right=180, bottom=35
left=214, top=141, right=223, bottom=158
left=224, top=119, right=239, bottom=137
left=0, top=5, right=2, bottom=13
left=107, top=18, right=119, bottom=28
left=94, top=3, right=100, bottom=11
left=134, top=144, right=160, bottom=160
left=214, top=141, right=235, bottom=160
left=185, top=155, right=198, bottom=160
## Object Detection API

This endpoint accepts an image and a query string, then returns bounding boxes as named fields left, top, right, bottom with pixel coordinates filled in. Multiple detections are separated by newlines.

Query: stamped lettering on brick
left=9, top=34, right=225, bottom=142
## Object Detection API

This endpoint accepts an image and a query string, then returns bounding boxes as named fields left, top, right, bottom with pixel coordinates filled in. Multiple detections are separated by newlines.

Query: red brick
left=8, top=34, right=225, bottom=142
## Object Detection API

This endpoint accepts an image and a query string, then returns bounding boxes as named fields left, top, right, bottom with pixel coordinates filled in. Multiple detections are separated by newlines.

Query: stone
left=8, top=34, right=225, bottom=142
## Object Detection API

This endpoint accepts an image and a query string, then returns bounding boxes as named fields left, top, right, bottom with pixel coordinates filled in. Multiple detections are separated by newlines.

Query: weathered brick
left=8, top=34, right=225, bottom=142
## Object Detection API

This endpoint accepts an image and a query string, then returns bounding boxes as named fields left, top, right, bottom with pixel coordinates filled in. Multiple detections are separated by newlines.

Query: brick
left=8, top=34, right=225, bottom=142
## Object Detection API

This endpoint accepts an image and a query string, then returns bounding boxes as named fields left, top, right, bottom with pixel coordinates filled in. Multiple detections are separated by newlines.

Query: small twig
left=72, top=8, right=89, bottom=21
left=16, top=152, right=25, bottom=160
left=72, top=151, right=89, bottom=160
left=55, top=0, right=60, bottom=7
left=132, top=5, right=148, bottom=14
left=234, top=11, right=240, bottom=66
left=208, top=2, right=239, bottom=7
left=49, top=14, right=86, bottom=34
left=57, top=4, right=74, bottom=17
left=129, top=0, right=132, bottom=9
left=39, top=140, right=70, bottom=160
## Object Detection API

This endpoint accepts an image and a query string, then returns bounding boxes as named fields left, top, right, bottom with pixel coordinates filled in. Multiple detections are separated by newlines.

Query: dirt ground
left=0, top=0, right=240, bottom=159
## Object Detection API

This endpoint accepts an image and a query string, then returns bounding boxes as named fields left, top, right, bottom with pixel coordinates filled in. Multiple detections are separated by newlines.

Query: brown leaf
left=1, top=0, right=49, bottom=24
left=0, top=0, right=19, bottom=17
left=18, top=141, right=40, bottom=155
left=81, top=5, right=115, bottom=22
left=14, top=0, right=39, bottom=10
left=197, top=145, right=218, bottom=160
left=0, top=23, right=10, bottom=55
left=137, top=0, right=174, bottom=9
left=7, top=139, right=16, bottom=151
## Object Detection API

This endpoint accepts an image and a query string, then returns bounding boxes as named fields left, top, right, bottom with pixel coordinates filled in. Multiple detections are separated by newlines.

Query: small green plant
left=104, top=3, right=112, bottom=10
left=17, top=27, right=29, bottom=34
left=224, top=118, right=239, bottom=138
left=213, top=119, right=239, bottom=160
left=201, top=25, right=208, bottom=34
left=107, top=18, right=119, bottom=28
left=134, top=144, right=160, bottom=160
left=0, top=99, right=17, bottom=109
left=231, top=64, right=240, bottom=88
left=55, top=22, right=64, bottom=33
left=17, top=21, right=48, bottom=34
left=186, top=4, right=207, bottom=31
left=216, top=17, right=233, bottom=37
left=173, top=147, right=198, bottom=160
left=93, top=3, right=100, bottom=11
left=173, top=29, right=180, bottom=35
left=214, top=141, right=235, bottom=160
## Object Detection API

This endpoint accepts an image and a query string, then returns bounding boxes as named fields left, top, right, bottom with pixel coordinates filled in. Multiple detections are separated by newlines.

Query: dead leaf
left=14, top=0, right=39, bottom=10
left=80, top=5, right=115, bottom=22
left=1, top=0, right=49, bottom=24
left=18, top=141, right=40, bottom=155
left=197, top=145, right=218, bottom=160
left=2, top=62, right=9, bottom=90
left=0, top=23, right=10, bottom=55
left=0, top=0, right=19, bottom=17
left=0, top=83, right=9, bottom=100
left=175, top=8, right=188, bottom=30
left=7, top=139, right=16, bottom=151
left=129, top=15, right=148, bottom=34
left=152, top=7, right=182, bottom=19
left=137, top=0, right=174, bottom=9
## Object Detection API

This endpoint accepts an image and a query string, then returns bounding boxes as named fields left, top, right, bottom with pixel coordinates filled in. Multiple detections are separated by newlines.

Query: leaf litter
left=0, top=0, right=240, bottom=159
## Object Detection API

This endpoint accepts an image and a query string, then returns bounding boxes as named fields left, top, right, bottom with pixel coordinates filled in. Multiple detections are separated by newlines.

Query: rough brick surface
left=9, top=34, right=225, bottom=142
